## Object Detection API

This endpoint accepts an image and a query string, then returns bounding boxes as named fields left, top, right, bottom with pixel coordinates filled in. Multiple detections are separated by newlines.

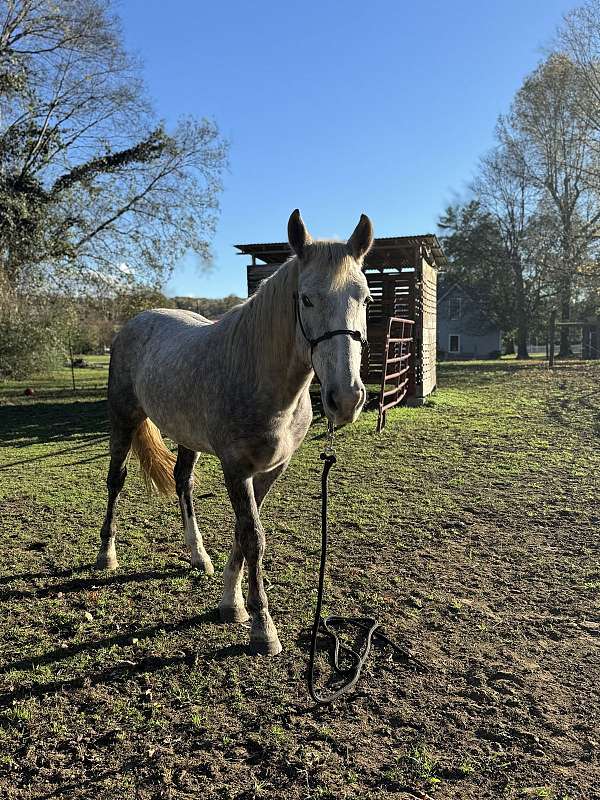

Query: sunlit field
left=0, top=358, right=598, bottom=800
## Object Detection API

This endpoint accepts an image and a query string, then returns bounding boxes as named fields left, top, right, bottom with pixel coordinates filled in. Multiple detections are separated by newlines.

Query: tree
left=502, top=53, right=600, bottom=355
left=475, top=146, right=557, bottom=359
left=172, top=294, right=243, bottom=319
left=558, top=0, right=600, bottom=170
left=0, top=285, right=68, bottom=377
left=438, top=200, right=514, bottom=329
left=439, top=146, right=555, bottom=360
left=0, top=0, right=228, bottom=293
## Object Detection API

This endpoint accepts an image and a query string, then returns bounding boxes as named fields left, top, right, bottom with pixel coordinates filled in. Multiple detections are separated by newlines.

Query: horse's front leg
left=219, top=462, right=288, bottom=628
left=221, top=468, right=282, bottom=656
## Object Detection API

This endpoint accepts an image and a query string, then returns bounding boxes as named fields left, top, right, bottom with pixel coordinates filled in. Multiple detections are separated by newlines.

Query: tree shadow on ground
left=0, top=607, right=256, bottom=708
left=35, top=758, right=143, bottom=800
left=0, top=400, right=107, bottom=448
left=0, top=564, right=92, bottom=586
left=0, top=435, right=109, bottom=470
left=0, top=604, right=219, bottom=677
left=0, top=565, right=191, bottom=603
left=438, top=360, right=545, bottom=378
left=0, top=650, right=201, bottom=709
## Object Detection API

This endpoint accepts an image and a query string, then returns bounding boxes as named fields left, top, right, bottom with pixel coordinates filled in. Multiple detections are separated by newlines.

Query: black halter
left=293, top=293, right=369, bottom=358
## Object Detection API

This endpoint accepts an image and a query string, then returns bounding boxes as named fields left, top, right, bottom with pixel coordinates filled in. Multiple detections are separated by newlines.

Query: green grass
left=0, top=355, right=109, bottom=400
left=0, top=356, right=599, bottom=799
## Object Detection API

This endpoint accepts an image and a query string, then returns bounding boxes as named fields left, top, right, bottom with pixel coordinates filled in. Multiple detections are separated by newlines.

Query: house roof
left=235, top=234, right=448, bottom=269
left=437, top=278, right=500, bottom=328
left=437, top=277, right=460, bottom=305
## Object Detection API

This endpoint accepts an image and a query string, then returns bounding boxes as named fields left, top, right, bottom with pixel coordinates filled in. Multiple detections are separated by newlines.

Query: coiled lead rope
left=307, top=423, right=427, bottom=704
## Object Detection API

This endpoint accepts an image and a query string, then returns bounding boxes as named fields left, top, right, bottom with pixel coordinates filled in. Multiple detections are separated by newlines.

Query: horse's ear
left=288, top=209, right=312, bottom=259
left=347, top=214, right=374, bottom=260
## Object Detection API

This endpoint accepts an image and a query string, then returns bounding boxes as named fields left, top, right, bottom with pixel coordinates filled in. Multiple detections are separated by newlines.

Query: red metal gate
left=377, top=317, right=414, bottom=432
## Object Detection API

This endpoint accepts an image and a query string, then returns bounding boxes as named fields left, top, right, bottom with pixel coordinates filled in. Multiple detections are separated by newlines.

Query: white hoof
left=218, top=604, right=250, bottom=624
left=249, top=636, right=282, bottom=656
left=95, top=549, right=118, bottom=571
left=249, top=611, right=281, bottom=655
left=191, top=554, right=214, bottom=575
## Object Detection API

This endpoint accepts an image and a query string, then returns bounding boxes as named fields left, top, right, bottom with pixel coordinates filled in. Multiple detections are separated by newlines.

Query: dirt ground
left=0, top=358, right=598, bottom=799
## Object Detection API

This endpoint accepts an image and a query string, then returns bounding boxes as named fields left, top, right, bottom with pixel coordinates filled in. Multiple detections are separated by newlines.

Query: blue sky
left=118, top=0, right=574, bottom=298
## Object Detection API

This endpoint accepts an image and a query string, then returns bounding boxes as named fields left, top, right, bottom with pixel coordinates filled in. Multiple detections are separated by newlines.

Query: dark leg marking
left=219, top=462, right=289, bottom=627
left=96, top=424, right=134, bottom=570
left=174, top=445, right=214, bottom=574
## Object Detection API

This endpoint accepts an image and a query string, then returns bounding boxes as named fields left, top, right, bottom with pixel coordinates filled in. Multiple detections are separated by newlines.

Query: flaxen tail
left=131, top=419, right=176, bottom=496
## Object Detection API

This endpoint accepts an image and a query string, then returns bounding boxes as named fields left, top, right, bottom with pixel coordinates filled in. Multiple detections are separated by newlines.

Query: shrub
left=0, top=294, right=67, bottom=379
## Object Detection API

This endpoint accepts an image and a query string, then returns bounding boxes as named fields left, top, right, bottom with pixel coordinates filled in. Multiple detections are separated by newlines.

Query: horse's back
left=123, top=307, right=212, bottom=335
left=115, top=308, right=212, bottom=352
left=107, top=308, right=220, bottom=448
left=109, top=308, right=212, bottom=397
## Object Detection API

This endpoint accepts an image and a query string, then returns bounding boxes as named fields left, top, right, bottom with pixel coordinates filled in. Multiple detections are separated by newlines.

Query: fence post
left=68, top=333, right=76, bottom=391
left=548, top=310, right=557, bottom=369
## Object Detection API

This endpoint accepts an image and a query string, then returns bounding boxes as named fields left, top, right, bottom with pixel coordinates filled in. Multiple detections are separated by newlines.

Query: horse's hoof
left=191, top=556, right=215, bottom=576
left=249, top=637, right=282, bottom=656
left=95, top=554, right=118, bottom=571
left=218, top=604, right=250, bottom=624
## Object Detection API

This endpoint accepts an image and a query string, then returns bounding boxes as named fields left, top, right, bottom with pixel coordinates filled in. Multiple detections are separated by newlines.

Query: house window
left=449, top=334, right=460, bottom=353
left=448, top=296, right=461, bottom=320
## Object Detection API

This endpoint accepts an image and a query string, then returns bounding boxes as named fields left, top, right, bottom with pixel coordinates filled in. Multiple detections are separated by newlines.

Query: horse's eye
left=301, top=294, right=313, bottom=308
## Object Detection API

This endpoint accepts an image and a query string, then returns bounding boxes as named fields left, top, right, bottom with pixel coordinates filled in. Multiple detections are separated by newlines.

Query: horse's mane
left=222, top=241, right=356, bottom=374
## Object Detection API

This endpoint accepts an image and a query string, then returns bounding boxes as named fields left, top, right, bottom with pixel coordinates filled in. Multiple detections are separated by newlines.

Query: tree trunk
left=558, top=238, right=572, bottom=357
left=516, top=320, right=529, bottom=359
left=513, top=256, right=529, bottom=359
left=559, top=288, right=572, bottom=357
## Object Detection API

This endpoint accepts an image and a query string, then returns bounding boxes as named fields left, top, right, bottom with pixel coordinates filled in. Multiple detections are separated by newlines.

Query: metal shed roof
left=235, top=234, right=448, bottom=269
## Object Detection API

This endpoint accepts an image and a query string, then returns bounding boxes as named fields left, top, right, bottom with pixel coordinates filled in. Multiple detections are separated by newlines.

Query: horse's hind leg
left=96, top=423, right=133, bottom=570
left=174, top=446, right=214, bottom=575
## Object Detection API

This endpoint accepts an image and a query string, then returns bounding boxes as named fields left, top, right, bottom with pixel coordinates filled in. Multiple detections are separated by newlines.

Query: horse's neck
left=230, top=258, right=312, bottom=407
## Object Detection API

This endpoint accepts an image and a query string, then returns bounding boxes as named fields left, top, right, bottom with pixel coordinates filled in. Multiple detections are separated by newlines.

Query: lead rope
left=307, top=421, right=427, bottom=704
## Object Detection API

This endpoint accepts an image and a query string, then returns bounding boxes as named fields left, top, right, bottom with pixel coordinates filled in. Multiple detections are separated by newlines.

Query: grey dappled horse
left=97, top=210, right=374, bottom=655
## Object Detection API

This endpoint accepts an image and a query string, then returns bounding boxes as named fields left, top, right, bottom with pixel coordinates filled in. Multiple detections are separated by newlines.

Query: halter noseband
left=293, top=293, right=369, bottom=358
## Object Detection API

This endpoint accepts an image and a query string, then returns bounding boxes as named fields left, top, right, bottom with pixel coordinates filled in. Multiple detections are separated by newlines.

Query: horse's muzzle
left=323, top=383, right=366, bottom=426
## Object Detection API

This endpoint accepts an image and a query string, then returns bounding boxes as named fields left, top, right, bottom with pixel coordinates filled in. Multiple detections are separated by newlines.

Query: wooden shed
left=235, top=234, right=446, bottom=405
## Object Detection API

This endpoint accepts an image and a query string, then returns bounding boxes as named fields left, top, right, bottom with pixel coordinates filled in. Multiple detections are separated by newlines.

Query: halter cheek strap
left=293, top=293, right=370, bottom=357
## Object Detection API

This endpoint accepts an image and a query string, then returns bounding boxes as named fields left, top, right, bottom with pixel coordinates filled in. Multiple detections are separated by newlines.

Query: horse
left=96, top=209, right=374, bottom=655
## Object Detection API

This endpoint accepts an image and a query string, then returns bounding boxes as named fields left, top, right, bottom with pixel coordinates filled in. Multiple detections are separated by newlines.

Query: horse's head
left=289, top=209, right=373, bottom=426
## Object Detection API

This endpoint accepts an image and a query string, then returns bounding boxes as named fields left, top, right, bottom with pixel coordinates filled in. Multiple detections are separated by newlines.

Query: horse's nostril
left=326, top=389, right=337, bottom=412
